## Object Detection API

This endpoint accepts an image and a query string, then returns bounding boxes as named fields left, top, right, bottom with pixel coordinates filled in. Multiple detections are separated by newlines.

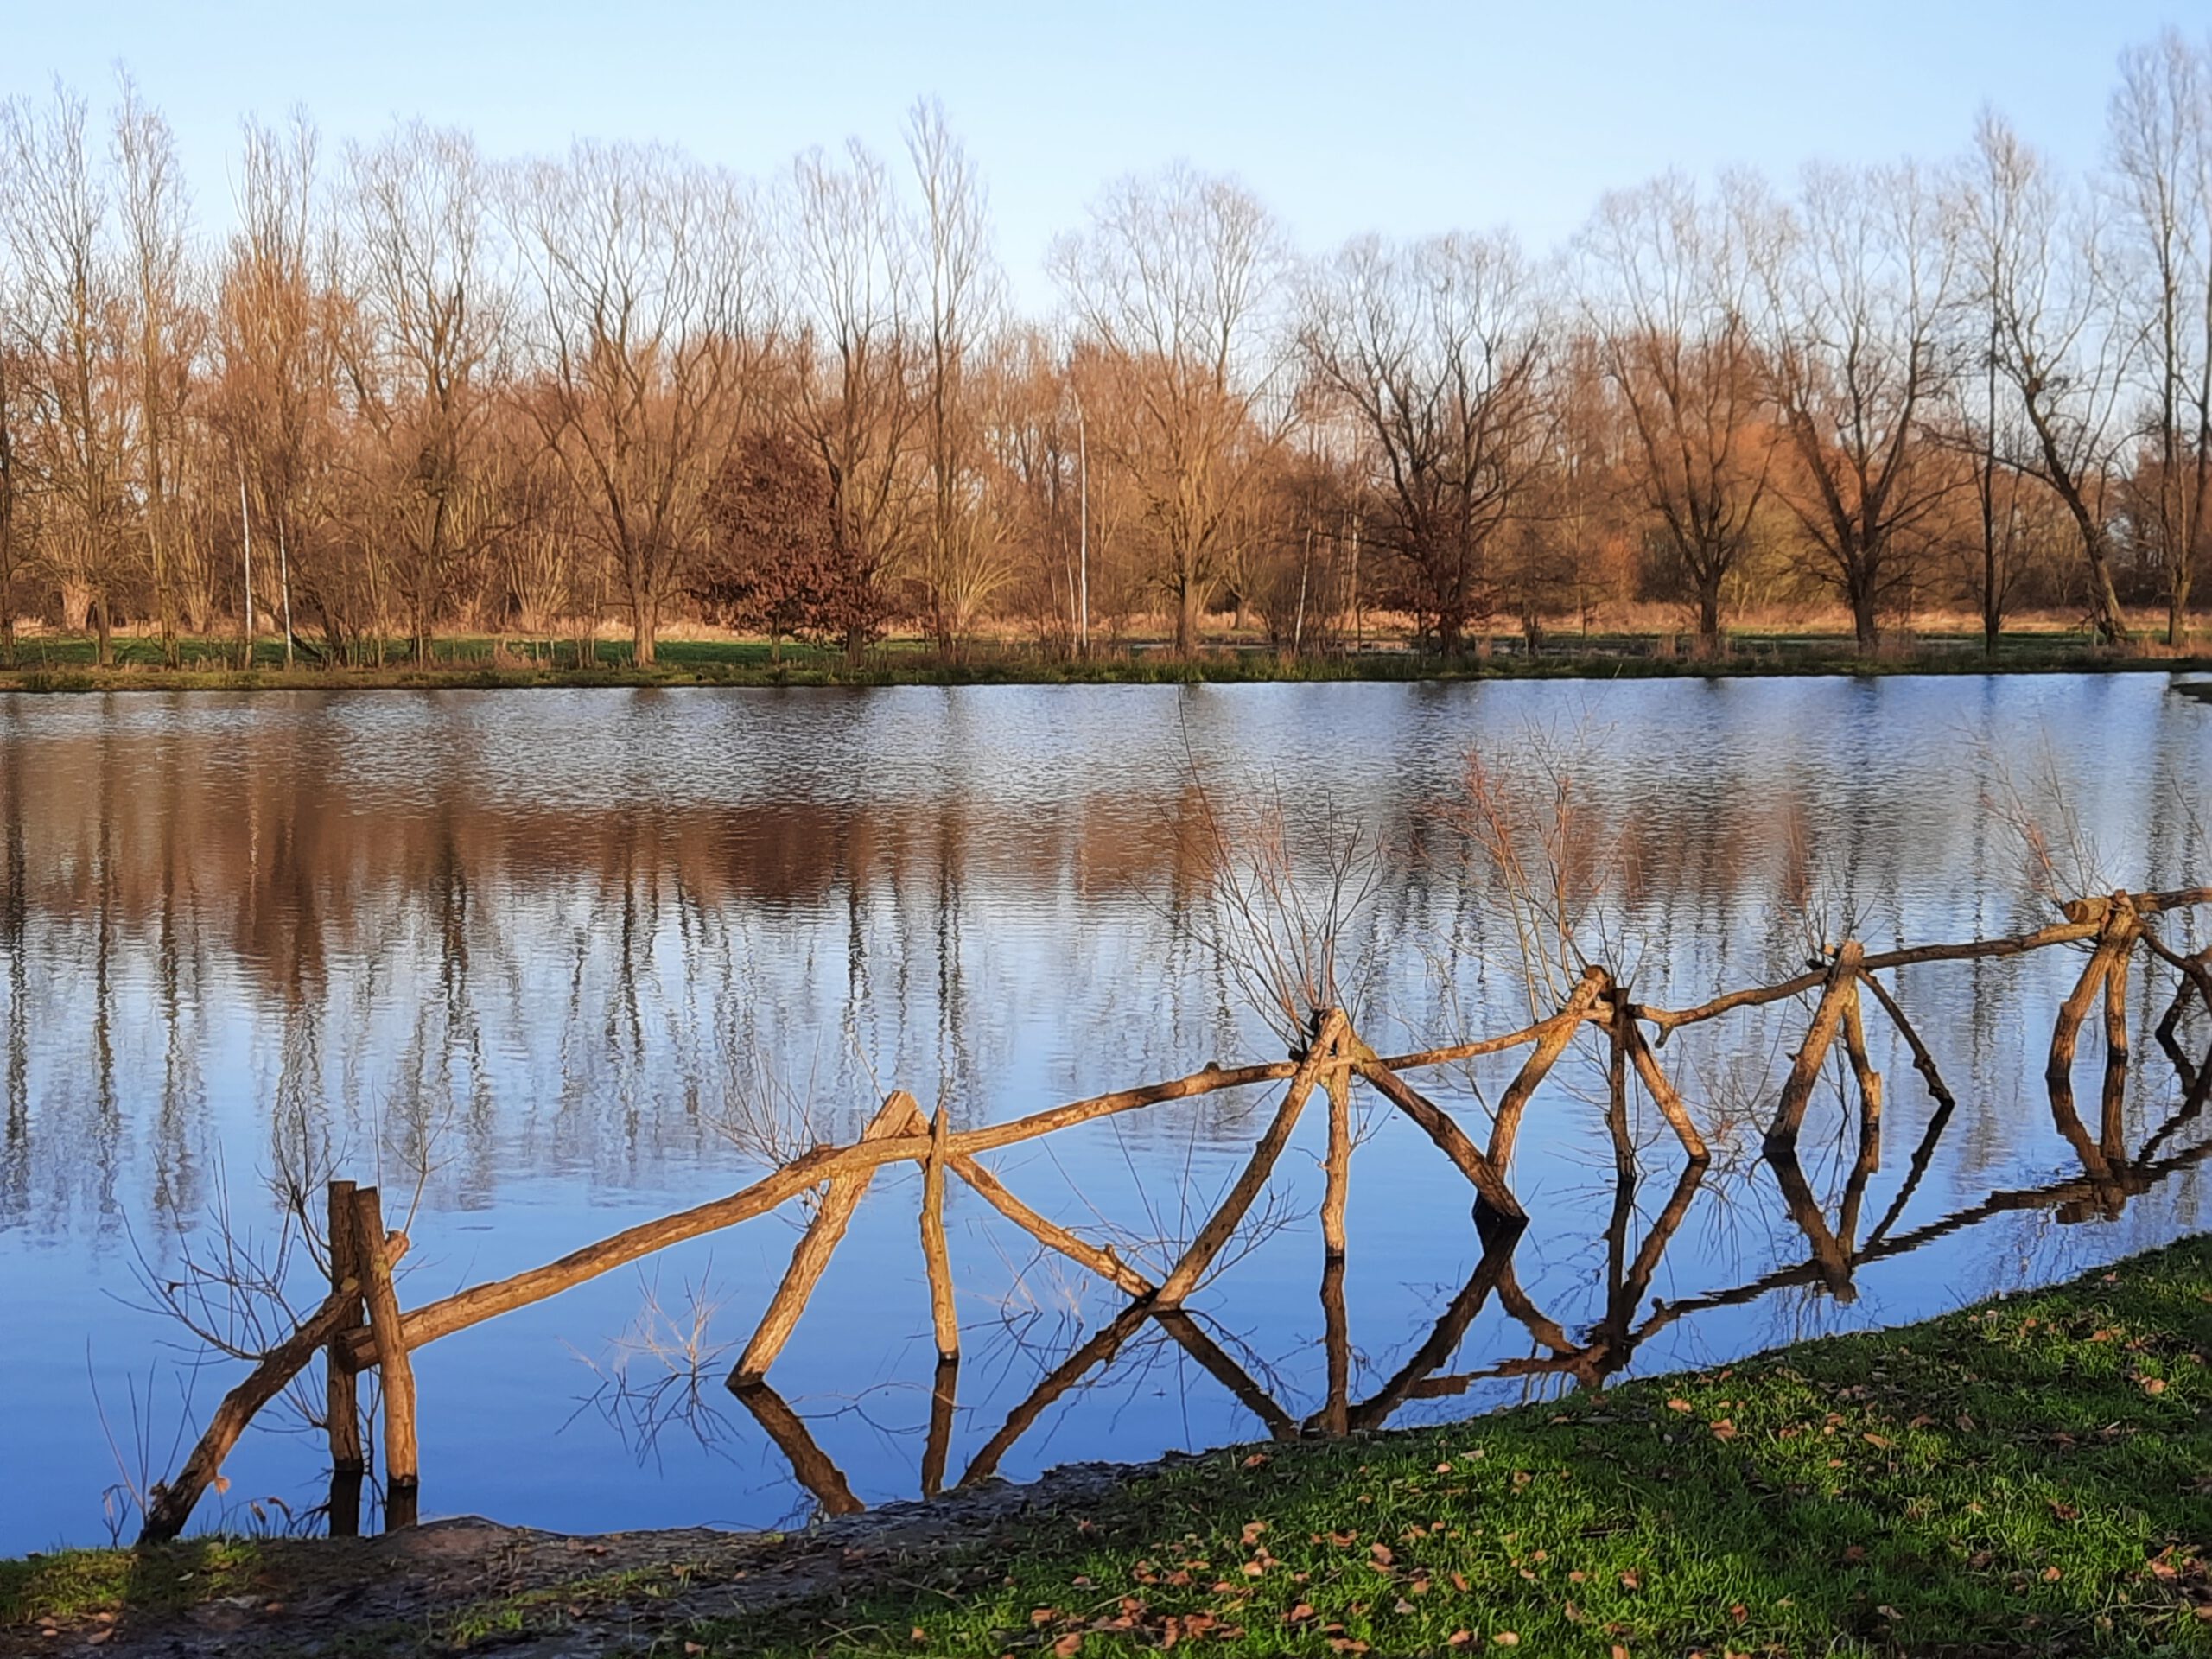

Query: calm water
left=2, top=677, right=2208, bottom=1553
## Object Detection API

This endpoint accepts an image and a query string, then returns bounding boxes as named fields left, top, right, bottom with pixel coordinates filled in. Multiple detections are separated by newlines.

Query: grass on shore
left=1, top=628, right=2206, bottom=694
left=708, top=1237, right=2212, bottom=1657
left=2, top=1241, right=2207, bottom=1655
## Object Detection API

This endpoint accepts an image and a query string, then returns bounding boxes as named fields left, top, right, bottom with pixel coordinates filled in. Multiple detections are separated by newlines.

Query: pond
left=2, top=675, right=2208, bottom=1553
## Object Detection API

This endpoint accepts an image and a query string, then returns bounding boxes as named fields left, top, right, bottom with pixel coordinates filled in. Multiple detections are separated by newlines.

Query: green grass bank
left=3, top=1237, right=2208, bottom=1656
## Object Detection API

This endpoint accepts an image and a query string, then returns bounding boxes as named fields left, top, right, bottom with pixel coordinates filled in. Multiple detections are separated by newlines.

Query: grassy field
left=0, top=626, right=2206, bottom=693
left=3, top=1237, right=2206, bottom=1656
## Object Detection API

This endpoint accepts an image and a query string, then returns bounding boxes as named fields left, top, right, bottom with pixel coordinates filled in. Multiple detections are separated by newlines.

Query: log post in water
left=1840, top=982, right=1884, bottom=1172
left=324, top=1178, right=365, bottom=1538
left=919, top=1103, right=959, bottom=1364
left=2048, top=899, right=2135, bottom=1087
left=1153, top=1011, right=1347, bottom=1307
left=1489, top=964, right=1609, bottom=1170
left=1619, top=1016, right=1707, bottom=1162
left=2102, top=910, right=2141, bottom=1163
left=730, top=1091, right=919, bottom=1385
left=1764, top=941, right=1865, bottom=1152
left=1604, top=978, right=1636, bottom=1180
left=1320, top=1065, right=1352, bottom=1262
left=137, top=1230, right=410, bottom=1545
left=944, top=1148, right=1154, bottom=1298
left=350, top=1186, right=418, bottom=1530
left=1352, top=1054, right=1523, bottom=1221
left=1857, top=969, right=1956, bottom=1111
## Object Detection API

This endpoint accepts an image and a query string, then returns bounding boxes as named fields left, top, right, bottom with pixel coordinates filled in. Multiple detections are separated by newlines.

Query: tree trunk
left=1851, top=585, right=1878, bottom=654
left=1697, top=581, right=1721, bottom=647
left=1175, top=578, right=1202, bottom=658
left=2170, top=574, right=2191, bottom=649
left=93, top=595, right=113, bottom=668
left=631, top=591, right=658, bottom=667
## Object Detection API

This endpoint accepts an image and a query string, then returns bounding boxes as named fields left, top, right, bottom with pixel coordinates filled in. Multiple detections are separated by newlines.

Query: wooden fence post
left=349, top=1186, right=418, bottom=1531
left=730, top=1091, right=918, bottom=1385
left=1764, top=942, right=1864, bottom=1151
left=920, top=1104, right=959, bottom=1364
left=325, top=1179, right=364, bottom=1537
left=1154, top=1011, right=1345, bottom=1307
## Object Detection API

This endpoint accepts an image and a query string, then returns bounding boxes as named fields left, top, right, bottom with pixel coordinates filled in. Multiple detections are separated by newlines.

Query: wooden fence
left=137, top=885, right=2212, bottom=1543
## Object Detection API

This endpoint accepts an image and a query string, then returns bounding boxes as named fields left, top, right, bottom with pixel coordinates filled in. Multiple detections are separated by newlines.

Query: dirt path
left=8, top=1462, right=1139, bottom=1658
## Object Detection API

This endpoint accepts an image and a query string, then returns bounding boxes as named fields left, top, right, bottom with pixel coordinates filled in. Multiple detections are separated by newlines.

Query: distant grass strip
left=702, top=1238, right=2212, bottom=1657
left=2, top=629, right=2204, bottom=695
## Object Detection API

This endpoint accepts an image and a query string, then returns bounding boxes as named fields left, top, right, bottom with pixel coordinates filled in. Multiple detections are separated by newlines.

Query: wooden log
left=350, top=1187, right=418, bottom=1530
left=2103, top=917, right=2139, bottom=1068
left=2139, top=925, right=2212, bottom=1015
left=1320, top=1066, right=1352, bottom=1262
left=1857, top=969, right=1957, bottom=1111
left=324, top=1179, right=364, bottom=1539
left=139, top=1232, right=409, bottom=1544
left=1763, top=942, right=1864, bottom=1151
left=729, top=1380, right=862, bottom=1516
left=919, top=1104, right=959, bottom=1364
left=1153, top=1010, right=1346, bottom=1307
left=731, top=1091, right=918, bottom=1385
left=2101, top=916, right=2140, bottom=1165
left=1604, top=981, right=1636, bottom=1180
left=1489, top=965, right=1610, bottom=1170
left=943, top=1150, right=1155, bottom=1299
left=1840, top=982, right=1884, bottom=1173
left=920, top=1357, right=957, bottom=1499
left=1620, top=1017, right=1707, bottom=1162
left=1633, top=888, right=2212, bottom=1037
left=1366, top=1013, right=1582, bottom=1072
left=2048, top=912, right=2133, bottom=1088
left=1353, top=1058, right=1523, bottom=1221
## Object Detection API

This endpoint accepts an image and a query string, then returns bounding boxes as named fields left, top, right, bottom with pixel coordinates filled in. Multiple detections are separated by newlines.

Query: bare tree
left=506, top=142, right=767, bottom=666
left=1580, top=173, right=1775, bottom=647
left=1301, top=231, right=1547, bottom=658
left=785, top=139, right=916, bottom=660
left=2108, top=29, right=2212, bottom=645
left=113, top=73, right=199, bottom=668
left=1053, top=163, right=1287, bottom=656
left=3, top=84, right=128, bottom=662
left=343, top=123, right=503, bottom=663
left=213, top=111, right=353, bottom=660
left=906, top=99, right=1006, bottom=655
left=1755, top=163, right=1963, bottom=652
left=1961, top=114, right=2135, bottom=647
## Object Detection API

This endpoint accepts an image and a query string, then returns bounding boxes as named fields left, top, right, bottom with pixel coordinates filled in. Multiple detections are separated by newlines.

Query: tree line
left=3, top=34, right=2210, bottom=670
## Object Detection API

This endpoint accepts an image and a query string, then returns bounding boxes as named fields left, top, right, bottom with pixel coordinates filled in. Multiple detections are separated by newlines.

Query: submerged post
left=325, top=1179, right=365, bottom=1537
left=350, top=1186, right=419, bottom=1531
left=920, top=1104, right=959, bottom=1364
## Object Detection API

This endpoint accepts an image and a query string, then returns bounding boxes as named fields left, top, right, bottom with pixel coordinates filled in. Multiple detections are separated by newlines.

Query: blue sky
left=3, top=0, right=2202, bottom=302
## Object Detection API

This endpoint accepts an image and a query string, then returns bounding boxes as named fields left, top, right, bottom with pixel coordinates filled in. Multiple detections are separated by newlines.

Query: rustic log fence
left=137, top=884, right=2212, bottom=1544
